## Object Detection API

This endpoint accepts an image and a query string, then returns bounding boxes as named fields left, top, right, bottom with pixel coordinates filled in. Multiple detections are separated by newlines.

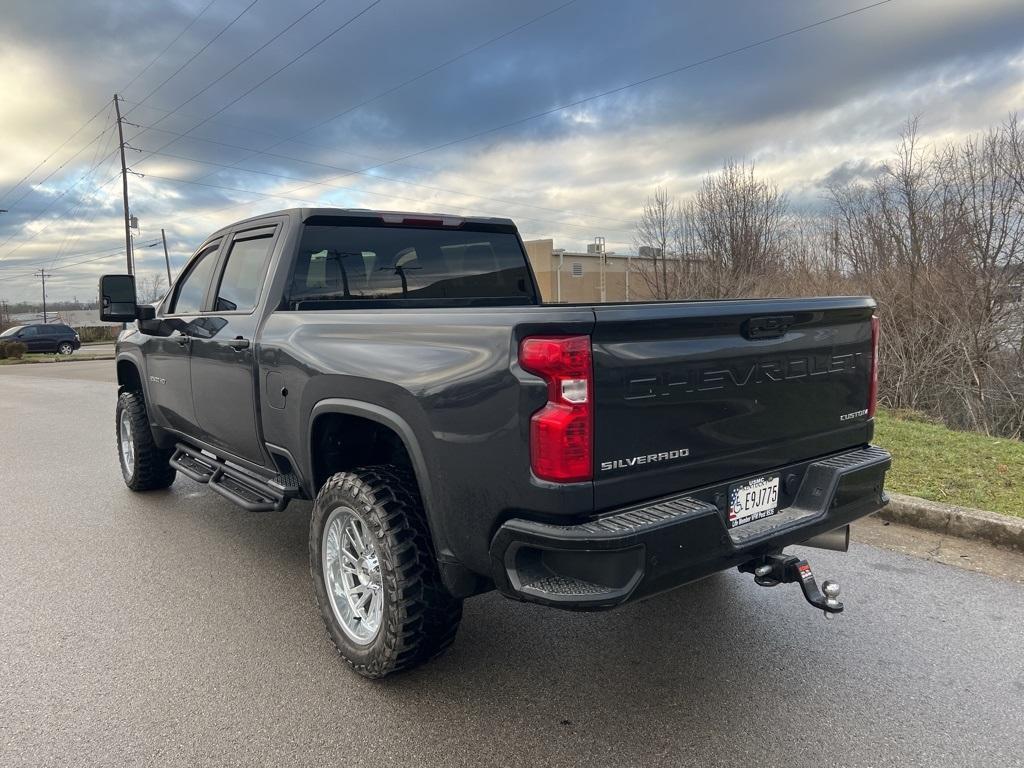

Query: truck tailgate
left=590, top=297, right=876, bottom=511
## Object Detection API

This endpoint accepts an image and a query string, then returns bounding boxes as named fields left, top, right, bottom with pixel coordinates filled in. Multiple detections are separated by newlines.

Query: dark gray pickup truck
left=99, top=207, right=890, bottom=678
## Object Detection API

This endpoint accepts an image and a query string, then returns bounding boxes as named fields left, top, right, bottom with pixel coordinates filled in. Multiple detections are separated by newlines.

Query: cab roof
left=206, top=207, right=517, bottom=239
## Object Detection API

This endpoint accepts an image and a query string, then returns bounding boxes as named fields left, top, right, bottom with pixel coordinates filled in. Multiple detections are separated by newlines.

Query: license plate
left=727, top=475, right=780, bottom=529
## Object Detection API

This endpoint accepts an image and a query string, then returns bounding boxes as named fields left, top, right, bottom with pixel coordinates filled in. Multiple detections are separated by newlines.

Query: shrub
left=76, top=325, right=119, bottom=343
left=2, top=341, right=27, bottom=359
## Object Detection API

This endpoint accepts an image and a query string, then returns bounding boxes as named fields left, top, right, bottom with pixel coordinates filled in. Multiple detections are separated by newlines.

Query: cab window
left=214, top=229, right=276, bottom=313
left=169, top=242, right=220, bottom=315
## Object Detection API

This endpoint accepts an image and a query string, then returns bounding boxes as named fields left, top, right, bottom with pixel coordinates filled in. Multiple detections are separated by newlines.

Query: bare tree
left=136, top=273, right=167, bottom=304
left=693, top=160, right=788, bottom=297
left=633, top=187, right=682, bottom=299
left=827, top=116, right=1024, bottom=436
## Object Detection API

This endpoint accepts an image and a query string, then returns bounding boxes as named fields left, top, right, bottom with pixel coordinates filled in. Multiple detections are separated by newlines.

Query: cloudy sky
left=0, top=0, right=1022, bottom=302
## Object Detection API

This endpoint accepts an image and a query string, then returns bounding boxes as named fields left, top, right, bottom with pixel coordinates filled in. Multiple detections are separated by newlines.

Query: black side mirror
left=99, top=275, right=138, bottom=322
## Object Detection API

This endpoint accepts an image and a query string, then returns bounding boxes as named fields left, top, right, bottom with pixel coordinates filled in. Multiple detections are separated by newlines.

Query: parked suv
left=0, top=323, right=80, bottom=354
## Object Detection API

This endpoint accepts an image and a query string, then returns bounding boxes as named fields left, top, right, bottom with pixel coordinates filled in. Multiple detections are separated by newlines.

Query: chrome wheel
left=322, top=506, right=383, bottom=645
left=58, top=342, right=73, bottom=355
left=119, top=408, right=135, bottom=477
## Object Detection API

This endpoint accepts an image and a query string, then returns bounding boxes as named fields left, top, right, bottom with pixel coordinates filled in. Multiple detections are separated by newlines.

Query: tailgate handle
left=743, top=315, right=795, bottom=340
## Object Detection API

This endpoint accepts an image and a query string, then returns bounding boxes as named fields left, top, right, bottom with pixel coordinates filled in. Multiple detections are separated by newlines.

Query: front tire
left=310, top=466, right=463, bottom=678
left=57, top=342, right=74, bottom=355
left=116, top=390, right=176, bottom=491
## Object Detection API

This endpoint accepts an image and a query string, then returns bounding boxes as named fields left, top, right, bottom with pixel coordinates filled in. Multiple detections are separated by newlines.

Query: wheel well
left=310, top=413, right=415, bottom=492
left=117, top=360, right=143, bottom=393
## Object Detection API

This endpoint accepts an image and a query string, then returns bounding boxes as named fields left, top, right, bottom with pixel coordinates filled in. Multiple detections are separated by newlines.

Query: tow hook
left=739, top=554, right=843, bottom=618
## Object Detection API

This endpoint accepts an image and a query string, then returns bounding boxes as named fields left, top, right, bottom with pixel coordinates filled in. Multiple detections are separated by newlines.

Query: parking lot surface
left=2, top=361, right=1022, bottom=767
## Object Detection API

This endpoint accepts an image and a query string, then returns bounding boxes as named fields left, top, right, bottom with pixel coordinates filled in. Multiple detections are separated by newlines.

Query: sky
left=0, top=0, right=1022, bottom=303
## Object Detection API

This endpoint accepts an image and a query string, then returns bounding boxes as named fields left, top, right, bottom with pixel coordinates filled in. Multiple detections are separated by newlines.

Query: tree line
left=633, top=116, right=1024, bottom=439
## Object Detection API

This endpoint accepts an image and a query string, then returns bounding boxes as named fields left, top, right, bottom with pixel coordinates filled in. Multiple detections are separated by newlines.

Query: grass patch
left=874, top=410, right=1024, bottom=517
left=0, top=352, right=114, bottom=365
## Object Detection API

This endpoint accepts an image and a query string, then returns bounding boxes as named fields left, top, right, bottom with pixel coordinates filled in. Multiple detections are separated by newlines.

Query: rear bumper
left=489, top=445, right=891, bottom=610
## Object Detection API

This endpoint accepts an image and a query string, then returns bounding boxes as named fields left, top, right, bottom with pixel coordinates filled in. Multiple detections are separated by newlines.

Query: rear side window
left=285, top=224, right=535, bottom=308
left=214, top=231, right=275, bottom=312
left=170, top=243, right=220, bottom=314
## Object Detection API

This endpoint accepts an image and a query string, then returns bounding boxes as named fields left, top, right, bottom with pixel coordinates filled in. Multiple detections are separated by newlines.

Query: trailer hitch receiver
left=739, top=554, right=843, bottom=618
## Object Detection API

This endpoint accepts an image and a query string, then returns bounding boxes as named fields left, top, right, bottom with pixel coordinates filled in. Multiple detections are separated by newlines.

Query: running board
left=169, top=443, right=297, bottom=513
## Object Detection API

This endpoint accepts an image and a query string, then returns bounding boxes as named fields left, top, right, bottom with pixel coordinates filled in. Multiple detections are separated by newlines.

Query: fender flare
left=115, top=353, right=148, bottom=399
left=307, top=398, right=451, bottom=561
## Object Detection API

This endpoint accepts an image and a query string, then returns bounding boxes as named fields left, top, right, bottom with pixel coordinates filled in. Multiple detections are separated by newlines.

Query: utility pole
left=113, top=94, right=134, bottom=275
left=161, top=229, right=172, bottom=283
left=595, top=236, right=607, bottom=303
left=34, top=269, right=52, bottom=324
left=625, top=254, right=631, bottom=301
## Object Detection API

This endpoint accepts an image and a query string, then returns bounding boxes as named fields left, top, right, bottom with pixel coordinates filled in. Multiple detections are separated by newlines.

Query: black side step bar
left=169, top=443, right=299, bottom=513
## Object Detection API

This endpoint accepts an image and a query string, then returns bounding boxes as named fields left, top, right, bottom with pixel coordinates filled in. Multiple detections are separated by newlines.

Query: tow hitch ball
left=739, top=554, right=843, bottom=618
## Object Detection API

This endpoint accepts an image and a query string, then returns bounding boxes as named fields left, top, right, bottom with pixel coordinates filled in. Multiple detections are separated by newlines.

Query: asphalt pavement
left=1, top=361, right=1022, bottom=767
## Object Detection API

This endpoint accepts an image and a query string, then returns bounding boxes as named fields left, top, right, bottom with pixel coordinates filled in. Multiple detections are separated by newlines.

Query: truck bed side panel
left=257, top=306, right=594, bottom=574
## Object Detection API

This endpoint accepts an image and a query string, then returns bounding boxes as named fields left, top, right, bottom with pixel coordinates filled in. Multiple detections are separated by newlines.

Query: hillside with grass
left=874, top=411, right=1024, bottom=518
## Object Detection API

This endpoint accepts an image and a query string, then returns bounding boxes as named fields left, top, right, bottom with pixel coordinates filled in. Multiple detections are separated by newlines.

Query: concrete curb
left=876, top=493, right=1024, bottom=553
left=55, top=355, right=115, bottom=363
left=0, top=355, right=114, bottom=367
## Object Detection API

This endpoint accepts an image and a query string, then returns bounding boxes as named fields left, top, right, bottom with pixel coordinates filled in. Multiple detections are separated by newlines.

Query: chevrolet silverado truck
left=99, top=207, right=891, bottom=678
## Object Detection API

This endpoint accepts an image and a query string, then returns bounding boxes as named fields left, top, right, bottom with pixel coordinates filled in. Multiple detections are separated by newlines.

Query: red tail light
left=519, top=335, right=593, bottom=482
left=868, top=315, right=880, bottom=418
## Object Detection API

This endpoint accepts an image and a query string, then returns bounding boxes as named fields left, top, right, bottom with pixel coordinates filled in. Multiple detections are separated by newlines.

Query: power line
left=127, top=135, right=637, bottom=228
left=137, top=172, right=637, bottom=242
left=123, top=0, right=262, bottom=113
left=0, top=168, right=122, bottom=262
left=5, top=249, right=141, bottom=281
left=0, top=117, right=115, bottom=213
left=126, top=0, right=331, bottom=140
left=121, top=0, right=219, bottom=95
left=0, top=0, right=222, bottom=211
left=49, top=120, right=122, bottom=269
left=122, top=113, right=637, bottom=225
left=0, top=100, right=112, bottom=205
left=126, top=0, right=383, bottom=172
left=271, top=0, right=896, bottom=197
left=136, top=0, right=893, bottom=239
left=0, top=239, right=159, bottom=273
left=190, top=0, right=581, bottom=185
left=130, top=147, right=636, bottom=235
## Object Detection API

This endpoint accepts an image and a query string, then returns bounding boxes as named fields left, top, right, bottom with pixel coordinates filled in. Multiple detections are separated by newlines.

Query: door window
left=214, top=231, right=275, bottom=313
left=20, top=326, right=39, bottom=337
left=170, top=243, right=220, bottom=315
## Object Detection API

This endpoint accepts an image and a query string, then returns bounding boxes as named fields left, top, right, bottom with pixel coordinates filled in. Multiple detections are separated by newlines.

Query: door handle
left=228, top=337, right=250, bottom=351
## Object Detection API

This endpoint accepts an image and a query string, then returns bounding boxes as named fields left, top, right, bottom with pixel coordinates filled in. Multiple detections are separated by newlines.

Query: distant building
left=524, top=239, right=651, bottom=303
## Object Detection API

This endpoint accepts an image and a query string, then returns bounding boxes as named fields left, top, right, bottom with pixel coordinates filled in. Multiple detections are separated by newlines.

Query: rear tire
left=116, top=390, right=176, bottom=491
left=310, top=466, right=463, bottom=679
